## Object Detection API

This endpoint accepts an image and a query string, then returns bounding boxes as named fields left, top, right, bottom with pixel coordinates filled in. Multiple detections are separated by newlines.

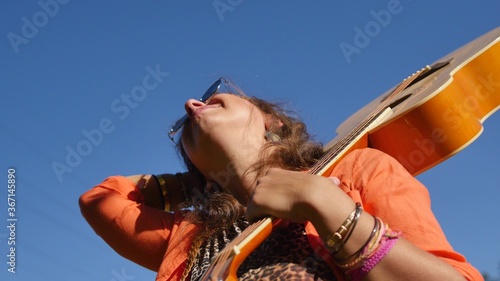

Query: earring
left=204, top=181, right=221, bottom=197
left=265, top=131, right=281, bottom=142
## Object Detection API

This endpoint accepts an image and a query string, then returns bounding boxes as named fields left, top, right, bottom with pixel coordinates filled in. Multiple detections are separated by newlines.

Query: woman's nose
left=184, top=99, right=206, bottom=117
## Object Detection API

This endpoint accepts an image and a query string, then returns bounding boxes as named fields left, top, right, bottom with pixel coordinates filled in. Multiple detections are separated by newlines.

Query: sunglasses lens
left=200, top=79, right=222, bottom=102
left=169, top=78, right=243, bottom=142
left=168, top=79, right=223, bottom=141
left=169, top=115, right=188, bottom=136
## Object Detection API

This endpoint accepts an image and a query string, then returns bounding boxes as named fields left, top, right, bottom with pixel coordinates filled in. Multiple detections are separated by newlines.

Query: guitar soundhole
left=380, top=58, right=453, bottom=104
left=387, top=93, right=412, bottom=109
left=407, top=59, right=452, bottom=88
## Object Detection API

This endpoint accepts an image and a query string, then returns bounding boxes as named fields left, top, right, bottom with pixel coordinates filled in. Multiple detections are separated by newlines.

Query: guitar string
left=202, top=67, right=427, bottom=280
left=310, top=68, right=425, bottom=176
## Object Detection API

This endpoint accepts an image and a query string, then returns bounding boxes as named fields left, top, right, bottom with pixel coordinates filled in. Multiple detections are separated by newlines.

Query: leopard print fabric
left=190, top=219, right=337, bottom=280
left=189, top=218, right=249, bottom=280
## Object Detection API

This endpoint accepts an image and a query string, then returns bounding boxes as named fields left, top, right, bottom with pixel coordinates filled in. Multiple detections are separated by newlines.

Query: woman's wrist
left=151, top=174, right=170, bottom=212
left=303, top=178, right=377, bottom=260
left=137, top=174, right=165, bottom=210
left=155, top=172, right=192, bottom=211
left=331, top=212, right=377, bottom=260
left=305, top=177, right=357, bottom=237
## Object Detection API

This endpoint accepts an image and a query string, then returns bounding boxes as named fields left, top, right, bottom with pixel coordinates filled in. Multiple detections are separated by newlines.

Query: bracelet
left=349, top=234, right=399, bottom=281
left=326, top=203, right=362, bottom=253
left=339, top=218, right=401, bottom=280
left=365, top=218, right=385, bottom=256
left=175, top=173, right=190, bottom=201
left=333, top=203, right=363, bottom=254
left=151, top=174, right=170, bottom=212
left=335, top=215, right=379, bottom=266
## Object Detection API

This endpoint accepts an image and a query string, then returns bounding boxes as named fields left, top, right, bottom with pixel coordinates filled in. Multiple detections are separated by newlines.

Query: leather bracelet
left=152, top=174, right=170, bottom=212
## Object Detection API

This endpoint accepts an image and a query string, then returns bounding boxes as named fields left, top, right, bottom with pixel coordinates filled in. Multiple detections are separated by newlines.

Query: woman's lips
left=192, top=104, right=220, bottom=118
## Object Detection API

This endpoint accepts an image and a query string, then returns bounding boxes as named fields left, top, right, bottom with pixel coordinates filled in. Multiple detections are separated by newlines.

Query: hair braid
left=179, top=235, right=204, bottom=281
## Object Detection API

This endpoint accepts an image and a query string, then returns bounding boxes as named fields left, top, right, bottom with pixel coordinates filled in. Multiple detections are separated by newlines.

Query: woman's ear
left=264, top=115, right=284, bottom=131
left=264, top=116, right=284, bottom=142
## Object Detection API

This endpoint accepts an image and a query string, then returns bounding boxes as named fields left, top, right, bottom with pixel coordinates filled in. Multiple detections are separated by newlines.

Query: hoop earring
left=265, top=131, right=281, bottom=142
left=204, top=181, right=221, bottom=197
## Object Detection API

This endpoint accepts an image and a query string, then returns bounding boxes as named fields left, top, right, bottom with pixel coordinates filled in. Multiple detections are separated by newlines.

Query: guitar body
left=201, top=26, right=500, bottom=280
left=324, top=27, right=500, bottom=176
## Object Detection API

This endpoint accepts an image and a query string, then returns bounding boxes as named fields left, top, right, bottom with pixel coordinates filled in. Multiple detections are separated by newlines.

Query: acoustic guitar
left=200, top=26, right=500, bottom=281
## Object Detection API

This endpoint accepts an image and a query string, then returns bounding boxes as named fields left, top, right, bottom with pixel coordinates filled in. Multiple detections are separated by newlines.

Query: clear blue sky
left=1, top=1, right=500, bottom=280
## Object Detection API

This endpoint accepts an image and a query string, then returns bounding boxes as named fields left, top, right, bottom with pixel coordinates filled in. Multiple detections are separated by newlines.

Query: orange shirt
left=79, top=148, right=483, bottom=281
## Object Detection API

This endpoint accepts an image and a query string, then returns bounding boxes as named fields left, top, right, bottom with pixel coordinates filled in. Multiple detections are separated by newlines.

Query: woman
left=80, top=78, right=483, bottom=280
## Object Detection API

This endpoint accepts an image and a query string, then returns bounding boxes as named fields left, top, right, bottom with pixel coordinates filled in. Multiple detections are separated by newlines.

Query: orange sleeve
left=79, top=176, right=175, bottom=271
left=330, top=148, right=483, bottom=281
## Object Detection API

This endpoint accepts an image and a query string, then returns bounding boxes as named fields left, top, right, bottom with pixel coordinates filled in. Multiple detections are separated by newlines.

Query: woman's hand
left=245, top=168, right=352, bottom=224
left=128, top=172, right=201, bottom=211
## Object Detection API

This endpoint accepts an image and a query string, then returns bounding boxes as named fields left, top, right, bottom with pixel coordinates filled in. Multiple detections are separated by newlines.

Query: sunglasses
left=168, top=77, right=244, bottom=142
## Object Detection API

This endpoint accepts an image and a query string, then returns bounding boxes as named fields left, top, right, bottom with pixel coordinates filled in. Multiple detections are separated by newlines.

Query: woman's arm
left=323, top=148, right=482, bottom=281
left=246, top=148, right=482, bottom=280
left=127, top=172, right=192, bottom=211
left=310, top=194, right=469, bottom=281
left=79, top=175, right=180, bottom=271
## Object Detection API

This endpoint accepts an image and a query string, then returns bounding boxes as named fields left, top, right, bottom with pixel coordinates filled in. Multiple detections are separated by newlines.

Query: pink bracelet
left=349, top=236, right=399, bottom=281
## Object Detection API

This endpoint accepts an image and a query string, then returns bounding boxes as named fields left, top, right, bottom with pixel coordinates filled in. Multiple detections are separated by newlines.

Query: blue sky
left=1, top=1, right=500, bottom=280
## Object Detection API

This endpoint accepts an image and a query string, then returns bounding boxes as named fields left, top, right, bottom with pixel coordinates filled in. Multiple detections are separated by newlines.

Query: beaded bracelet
left=349, top=231, right=400, bottom=281
left=339, top=218, right=401, bottom=280
left=326, top=203, right=362, bottom=253
left=151, top=174, right=170, bottom=212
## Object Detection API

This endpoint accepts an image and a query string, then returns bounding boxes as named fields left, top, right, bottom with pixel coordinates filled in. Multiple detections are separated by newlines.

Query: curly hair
left=176, top=96, right=324, bottom=280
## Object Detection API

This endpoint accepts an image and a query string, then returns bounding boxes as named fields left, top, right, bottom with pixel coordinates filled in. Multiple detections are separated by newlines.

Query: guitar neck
left=201, top=26, right=500, bottom=280
left=201, top=66, right=429, bottom=281
left=200, top=217, right=283, bottom=281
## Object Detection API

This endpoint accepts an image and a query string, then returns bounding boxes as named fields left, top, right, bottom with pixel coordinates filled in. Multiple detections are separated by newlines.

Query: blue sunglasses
left=168, top=77, right=243, bottom=142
